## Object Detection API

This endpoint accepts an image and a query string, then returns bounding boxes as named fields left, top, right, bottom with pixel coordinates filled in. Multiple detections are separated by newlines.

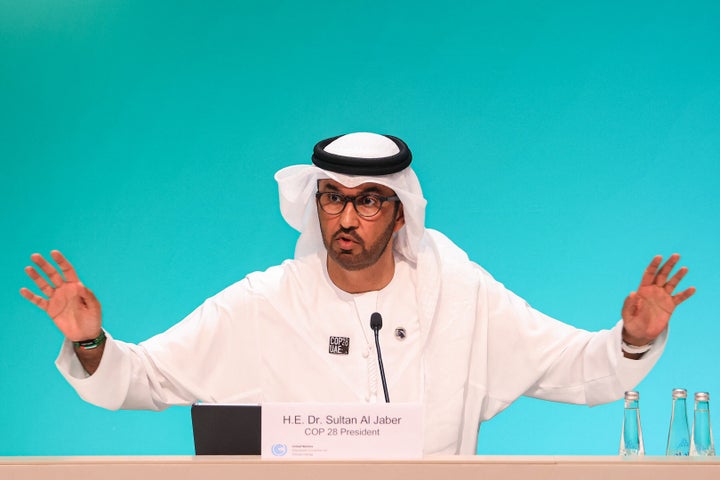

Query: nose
left=339, top=199, right=360, bottom=229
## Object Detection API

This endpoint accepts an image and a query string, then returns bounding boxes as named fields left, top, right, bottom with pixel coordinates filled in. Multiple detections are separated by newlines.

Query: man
left=21, top=132, right=695, bottom=455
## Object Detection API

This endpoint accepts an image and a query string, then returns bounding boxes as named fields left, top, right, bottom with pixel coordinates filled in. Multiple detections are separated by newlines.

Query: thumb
left=82, top=286, right=98, bottom=304
left=622, top=291, right=642, bottom=319
left=79, top=287, right=102, bottom=319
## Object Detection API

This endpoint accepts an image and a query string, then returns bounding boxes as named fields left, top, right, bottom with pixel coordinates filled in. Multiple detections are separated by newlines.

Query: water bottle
left=619, top=391, right=644, bottom=456
left=690, top=392, right=715, bottom=456
left=666, top=388, right=690, bottom=455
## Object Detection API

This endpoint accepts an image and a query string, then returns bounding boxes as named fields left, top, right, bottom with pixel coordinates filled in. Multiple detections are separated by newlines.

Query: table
left=2, top=455, right=720, bottom=480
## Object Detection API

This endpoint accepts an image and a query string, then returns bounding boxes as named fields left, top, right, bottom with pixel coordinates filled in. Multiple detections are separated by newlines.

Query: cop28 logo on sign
left=271, top=443, right=288, bottom=456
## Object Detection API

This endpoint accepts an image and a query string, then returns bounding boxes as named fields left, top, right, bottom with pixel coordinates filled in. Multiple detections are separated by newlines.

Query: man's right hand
left=20, top=250, right=103, bottom=348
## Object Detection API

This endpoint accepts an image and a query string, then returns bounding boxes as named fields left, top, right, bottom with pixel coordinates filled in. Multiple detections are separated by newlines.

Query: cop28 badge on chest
left=328, top=336, right=350, bottom=355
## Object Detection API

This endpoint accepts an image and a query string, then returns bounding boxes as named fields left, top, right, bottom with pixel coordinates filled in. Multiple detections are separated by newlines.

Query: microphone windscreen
left=370, top=312, right=383, bottom=330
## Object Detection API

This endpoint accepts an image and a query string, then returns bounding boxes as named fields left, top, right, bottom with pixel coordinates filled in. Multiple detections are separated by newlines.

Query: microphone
left=370, top=312, right=390, bottom=403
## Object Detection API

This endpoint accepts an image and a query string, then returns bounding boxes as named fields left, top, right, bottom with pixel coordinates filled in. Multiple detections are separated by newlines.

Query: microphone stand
left=370, top=312, right=390, bottom=403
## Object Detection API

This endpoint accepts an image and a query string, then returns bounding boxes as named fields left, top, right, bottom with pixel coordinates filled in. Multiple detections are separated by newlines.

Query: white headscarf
left=274, top=132, right=428, bottom=263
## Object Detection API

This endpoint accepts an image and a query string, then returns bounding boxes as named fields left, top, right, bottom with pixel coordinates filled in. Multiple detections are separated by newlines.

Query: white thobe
left=56, top=230, right=666, bottom=455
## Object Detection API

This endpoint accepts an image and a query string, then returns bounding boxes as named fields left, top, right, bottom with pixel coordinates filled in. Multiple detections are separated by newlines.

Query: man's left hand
left=621, top=254, right=696, bottom=347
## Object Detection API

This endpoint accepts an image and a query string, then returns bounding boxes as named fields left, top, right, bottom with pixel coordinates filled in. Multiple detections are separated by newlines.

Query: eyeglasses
left=315, top=191, right=400, bottom=218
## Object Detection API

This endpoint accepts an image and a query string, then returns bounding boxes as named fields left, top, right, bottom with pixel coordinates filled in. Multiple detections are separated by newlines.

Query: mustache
left=333, top=227, right=363, bottom=244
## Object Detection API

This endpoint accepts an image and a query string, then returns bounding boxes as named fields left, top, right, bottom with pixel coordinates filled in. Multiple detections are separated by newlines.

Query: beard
left=321, top=219, right=397, bottom=272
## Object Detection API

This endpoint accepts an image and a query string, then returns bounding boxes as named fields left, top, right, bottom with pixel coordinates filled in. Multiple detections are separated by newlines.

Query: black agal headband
left=312, top=134, right=412, bottom=175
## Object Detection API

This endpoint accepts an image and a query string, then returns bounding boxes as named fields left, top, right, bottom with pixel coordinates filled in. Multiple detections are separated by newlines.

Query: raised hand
left=621, top=254, right=695, bottom=346
left=20, top=250, right=102, bottom=342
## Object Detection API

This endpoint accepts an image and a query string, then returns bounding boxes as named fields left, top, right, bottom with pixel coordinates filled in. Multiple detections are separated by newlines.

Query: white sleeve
left=55, top=332, right=171, bottom=410
left=55, top=282, right=263, bottom=410
left=522, top=318, right=667, bottom=405
left=483, top=276, right=667, bottom=408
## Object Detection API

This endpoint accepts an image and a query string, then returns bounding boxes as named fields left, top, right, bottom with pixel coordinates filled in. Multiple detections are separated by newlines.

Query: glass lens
left=318, top=192, right=344, bottom=214
left=355, top=195, right=381, bottom=216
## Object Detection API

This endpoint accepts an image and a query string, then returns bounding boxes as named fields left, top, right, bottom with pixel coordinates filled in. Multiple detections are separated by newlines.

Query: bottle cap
left=672, top=388, right=688, bottom=399
left=625, top=391, right=639, bottom=400
left=695, top=392, right=710, bottom=402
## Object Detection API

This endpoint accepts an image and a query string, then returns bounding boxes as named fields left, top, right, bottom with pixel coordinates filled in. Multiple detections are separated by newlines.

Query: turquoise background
left=2, top=0, right=718, bottom=456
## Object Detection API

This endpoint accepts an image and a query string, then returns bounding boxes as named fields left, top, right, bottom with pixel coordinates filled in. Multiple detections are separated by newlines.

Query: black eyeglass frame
left=315, top=191, right=400, bottom=218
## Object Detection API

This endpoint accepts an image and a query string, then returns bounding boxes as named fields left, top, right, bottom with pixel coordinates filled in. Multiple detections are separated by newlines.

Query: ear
left=393, top=203, right=405, bottom=233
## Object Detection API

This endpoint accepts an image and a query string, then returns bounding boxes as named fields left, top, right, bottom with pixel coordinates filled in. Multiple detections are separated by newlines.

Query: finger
left=24, top=266, right=54, bottom=297
left=664, top=266, right=688, bottom=293
left=19, top=287, right=50, bottom=311
left=672, top=286, right=696, bottom=306
left=30, top=253, right=65, bottom=288
left=654, top=253, right=681, bottom=285
left=50, top=250, right=80, bottom=283
left=639, top=255, right=663, bottom=287
left=84, top=287, right=100, bottom=308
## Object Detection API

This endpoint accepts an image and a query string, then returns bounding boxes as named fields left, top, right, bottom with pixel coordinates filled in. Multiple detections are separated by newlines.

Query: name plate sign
left=261, top=402, right=423, bottom=459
